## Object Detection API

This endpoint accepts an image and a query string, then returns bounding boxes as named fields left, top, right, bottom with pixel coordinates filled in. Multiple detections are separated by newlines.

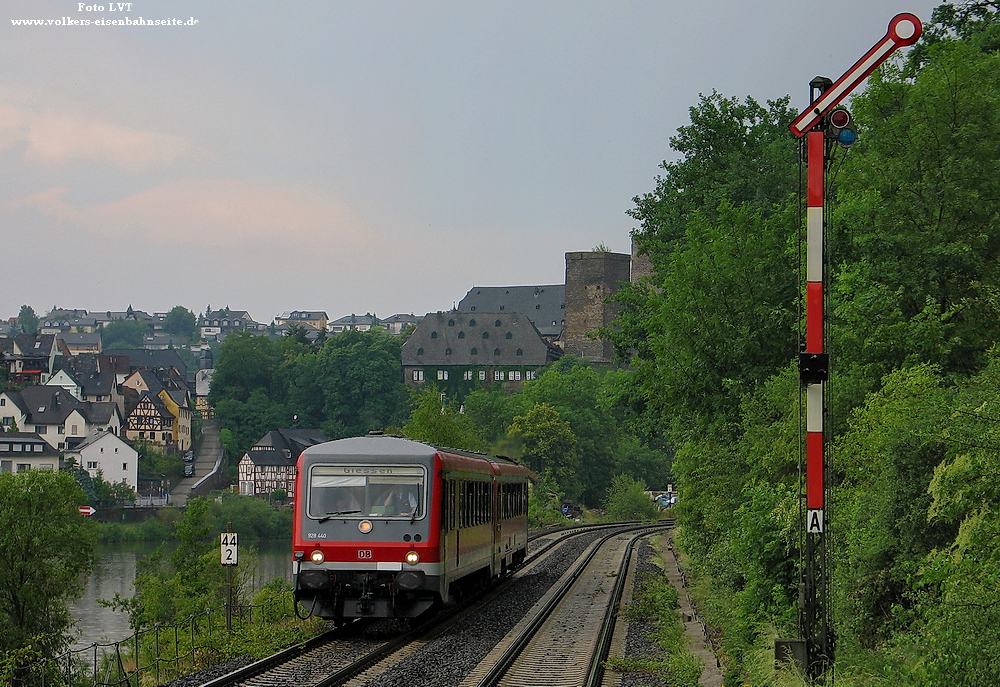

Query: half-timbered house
left=123, top=389, right=175, bottom=447
left=237, top=429, right=327, bottom=498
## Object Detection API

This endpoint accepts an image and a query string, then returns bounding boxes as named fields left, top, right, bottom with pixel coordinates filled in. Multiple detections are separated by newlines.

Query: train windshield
left=307, top=465, right=426, bottom=520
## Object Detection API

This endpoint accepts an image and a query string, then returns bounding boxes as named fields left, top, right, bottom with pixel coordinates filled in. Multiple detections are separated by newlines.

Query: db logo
left=357, top=550, right=373, bottom=559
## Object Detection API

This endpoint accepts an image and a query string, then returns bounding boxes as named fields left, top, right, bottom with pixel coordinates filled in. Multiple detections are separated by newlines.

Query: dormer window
left=494, top=320, right=501, bottom=327
left=430, top=331, right=438, bottom=339
left=458, top=331, right=465, bottom=339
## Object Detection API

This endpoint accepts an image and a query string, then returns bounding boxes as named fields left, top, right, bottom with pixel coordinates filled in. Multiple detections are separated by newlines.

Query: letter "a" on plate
left=807, top=509, right=824, bottom=534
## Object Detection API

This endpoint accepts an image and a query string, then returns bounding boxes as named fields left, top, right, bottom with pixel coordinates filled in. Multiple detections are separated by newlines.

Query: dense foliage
left=606, top=3, right=1000, bottom=683
left=0, top=470, right=96, bottom=657
left=209, top=328, right=409, bottom=454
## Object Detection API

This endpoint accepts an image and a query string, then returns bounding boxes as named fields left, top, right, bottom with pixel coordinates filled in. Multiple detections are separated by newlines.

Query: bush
left=603, top=474, right=660, bottom=522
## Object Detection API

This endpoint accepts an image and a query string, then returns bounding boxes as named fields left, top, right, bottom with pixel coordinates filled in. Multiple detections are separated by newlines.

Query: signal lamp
left=826, top=107, right=858, bottom=148
left=405, top=551, right=420, bottom=565
left=309, top=550, right=325, bottom=564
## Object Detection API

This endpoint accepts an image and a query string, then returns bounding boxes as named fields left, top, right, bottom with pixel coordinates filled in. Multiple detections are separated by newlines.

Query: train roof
left=299, top=432, right=532, bottom=476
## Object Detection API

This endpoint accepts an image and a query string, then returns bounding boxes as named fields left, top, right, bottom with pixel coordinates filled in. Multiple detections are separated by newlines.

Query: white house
left=0, top=386, right=124, bottom=450
left=0, top=433, right=60, bottom=474
left=46, top=369, right=83, bottom=400
left=63, top=429, right=139, bottom=490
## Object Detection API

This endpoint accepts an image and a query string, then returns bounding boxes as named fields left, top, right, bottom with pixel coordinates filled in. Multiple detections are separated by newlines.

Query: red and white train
left=292, top=433, right=532, bottom=621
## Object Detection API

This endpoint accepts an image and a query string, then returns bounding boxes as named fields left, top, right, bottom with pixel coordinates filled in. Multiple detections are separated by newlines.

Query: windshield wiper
left=318, top=510, right=360, bottom=523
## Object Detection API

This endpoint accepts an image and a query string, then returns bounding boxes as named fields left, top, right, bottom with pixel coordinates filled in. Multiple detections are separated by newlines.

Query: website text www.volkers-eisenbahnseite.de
left=11, top=16, right=198, bottom=26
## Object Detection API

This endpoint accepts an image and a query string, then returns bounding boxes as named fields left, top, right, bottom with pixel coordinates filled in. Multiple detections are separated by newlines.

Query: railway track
left=464, top=525, right=668, bottom=687
left=198, top=521, right=672, bottom=687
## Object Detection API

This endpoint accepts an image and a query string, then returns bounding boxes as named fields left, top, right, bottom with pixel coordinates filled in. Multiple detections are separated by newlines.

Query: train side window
left=442, top=480, right=450, bottom=531
left=463, top=481, right=472, bottom=528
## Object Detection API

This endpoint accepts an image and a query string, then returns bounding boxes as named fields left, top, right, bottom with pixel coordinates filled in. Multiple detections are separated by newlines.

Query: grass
left=604, top=556, right=703, bottom=687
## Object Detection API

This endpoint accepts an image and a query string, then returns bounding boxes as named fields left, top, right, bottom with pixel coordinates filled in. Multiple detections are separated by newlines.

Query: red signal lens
left=829, top=109, right=851, bottom=128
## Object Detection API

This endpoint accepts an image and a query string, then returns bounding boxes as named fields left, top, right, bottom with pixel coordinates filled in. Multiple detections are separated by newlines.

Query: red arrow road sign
left=789, top=13, right=922, bottom=137
left=78, top=505, right=96, bottom=516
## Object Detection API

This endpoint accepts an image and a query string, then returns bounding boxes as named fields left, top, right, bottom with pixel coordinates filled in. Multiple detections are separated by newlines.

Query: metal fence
left=7, top=595, right=304, bottom=687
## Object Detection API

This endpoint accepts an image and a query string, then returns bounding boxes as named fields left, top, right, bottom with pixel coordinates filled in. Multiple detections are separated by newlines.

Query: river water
left=69, top=541, right=293, bottom=650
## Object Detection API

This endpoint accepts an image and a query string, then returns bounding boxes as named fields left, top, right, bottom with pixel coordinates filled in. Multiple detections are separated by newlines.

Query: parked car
left=183, top=464, right=195, bottom=477
left=183, top=451, right=195, bottom=462
left=655, top=493, right=677, bottom=508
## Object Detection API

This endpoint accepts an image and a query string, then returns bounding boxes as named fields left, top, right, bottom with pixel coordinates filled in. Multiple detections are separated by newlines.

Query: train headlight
left=405, top=550, right=420, bottom=565
left=309, top=550, right=325, bottom=564
left=359, top=520, right=373, bottom=534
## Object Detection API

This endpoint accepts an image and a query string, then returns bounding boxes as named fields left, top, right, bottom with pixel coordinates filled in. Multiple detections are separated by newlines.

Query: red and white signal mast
left=787, top=12, right=921, bottom=683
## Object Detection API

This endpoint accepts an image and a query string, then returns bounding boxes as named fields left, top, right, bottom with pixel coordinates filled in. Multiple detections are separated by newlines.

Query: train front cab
left=293, top=437, right=443, bottom=620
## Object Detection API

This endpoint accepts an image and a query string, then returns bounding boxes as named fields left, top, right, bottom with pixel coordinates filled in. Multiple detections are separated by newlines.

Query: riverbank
left=70, top=540, right=295, bottom=651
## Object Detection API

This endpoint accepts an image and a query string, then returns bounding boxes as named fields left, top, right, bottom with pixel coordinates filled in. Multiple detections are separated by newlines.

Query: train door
left=491, top=479, right=500, bottom=577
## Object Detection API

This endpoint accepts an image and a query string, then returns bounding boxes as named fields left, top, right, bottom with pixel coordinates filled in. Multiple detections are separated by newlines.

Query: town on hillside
left=0, top=247, right=649, bottom=504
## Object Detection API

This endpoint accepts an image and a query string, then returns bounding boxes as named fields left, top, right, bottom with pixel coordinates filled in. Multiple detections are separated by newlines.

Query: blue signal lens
left=838, top=128, right=857, bottom=146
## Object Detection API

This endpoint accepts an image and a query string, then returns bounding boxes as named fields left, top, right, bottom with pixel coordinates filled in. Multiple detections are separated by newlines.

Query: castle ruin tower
left=562, top=250, right=631, bottom=363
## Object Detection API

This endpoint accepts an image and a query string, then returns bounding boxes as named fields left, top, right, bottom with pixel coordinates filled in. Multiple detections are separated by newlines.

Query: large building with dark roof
left=400, top=311, right=561, bottom=394
left=457, top=285, right=565, bottom=342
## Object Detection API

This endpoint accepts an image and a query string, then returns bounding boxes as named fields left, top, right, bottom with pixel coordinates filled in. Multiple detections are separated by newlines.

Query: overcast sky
left=1, top=0, right=941, bottom=324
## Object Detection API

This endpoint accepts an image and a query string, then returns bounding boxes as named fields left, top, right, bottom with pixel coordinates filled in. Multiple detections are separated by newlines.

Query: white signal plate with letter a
left=807, top=510, right=824, bottom=534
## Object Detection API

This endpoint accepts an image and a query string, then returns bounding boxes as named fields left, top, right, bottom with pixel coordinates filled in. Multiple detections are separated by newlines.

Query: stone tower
left=562, top=250, right=631, bottom=363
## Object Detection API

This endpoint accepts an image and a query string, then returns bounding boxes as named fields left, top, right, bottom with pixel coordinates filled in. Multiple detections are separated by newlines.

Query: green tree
left=101, top=318, right=149, bottom=349
left=629, top=91, right=797, bottom=267
left=833, top=365, right=954, bottom=647
left=209, top=331, right=286, bottom=406
left=135, top=439, right=183, bottom=483
left=515, top=359, right=619, bottom=505
left=163, top=305, right=197, bottom=340
left=16, top=305, right=38, bottom=336
left=602, top=474, right=659, bottom=522
left=284, top=329, right=407, bottom=439
left=463, top=386, right=517, bottom=446
left=401, top=386, right=485, bottom=451
left=213, top=389, right=292, bottom=458
left=508, top=403, right=582, bottom=502
left=884, top=351, right=1000, bottom=684
left=0, top=470, right=96, bottom=655
left=832, top=39, right=1000, bottom=384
